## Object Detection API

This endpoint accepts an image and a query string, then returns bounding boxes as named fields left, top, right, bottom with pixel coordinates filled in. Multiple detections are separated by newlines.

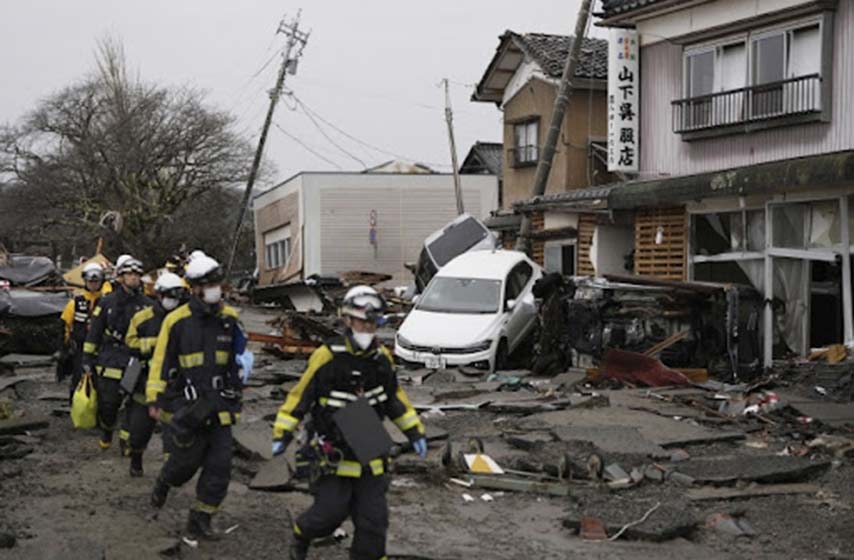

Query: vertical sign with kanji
left=608, top=28, right=639, bottom=173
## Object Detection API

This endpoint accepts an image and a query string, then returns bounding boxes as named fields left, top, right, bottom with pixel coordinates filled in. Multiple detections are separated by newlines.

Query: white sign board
left=608, top=29, right=639, bottom=173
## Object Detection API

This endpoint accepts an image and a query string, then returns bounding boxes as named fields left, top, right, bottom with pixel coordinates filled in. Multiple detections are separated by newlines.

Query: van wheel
left=494, top=339, right=509, bottom=371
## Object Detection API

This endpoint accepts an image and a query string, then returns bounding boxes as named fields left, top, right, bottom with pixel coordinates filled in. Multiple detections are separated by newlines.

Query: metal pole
left=444, top=79, right=465, bottom=215
left=225, top=13, right=308, bottom=278
left=516, top=0, right=592, bottom=254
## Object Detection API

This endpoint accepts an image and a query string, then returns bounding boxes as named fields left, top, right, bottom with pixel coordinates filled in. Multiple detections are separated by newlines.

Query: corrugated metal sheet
left=319, top=187, right=483, bottom=285
left=640, top=0, right=854, bottom=176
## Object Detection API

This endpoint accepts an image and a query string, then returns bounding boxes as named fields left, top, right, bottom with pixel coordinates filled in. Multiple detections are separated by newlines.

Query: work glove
left=412, top=437, right=428, bottom=459
left=235, top=351, right=254, bottom=384
left=272, top=433, right=293, bottom=457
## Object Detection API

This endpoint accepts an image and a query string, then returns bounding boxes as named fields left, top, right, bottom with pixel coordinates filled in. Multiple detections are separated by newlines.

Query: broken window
left=772, top=201, right=841, bottom=249
left=691, top=210, right=765, bottom=256
left=264, top=224, right=292, bottom=270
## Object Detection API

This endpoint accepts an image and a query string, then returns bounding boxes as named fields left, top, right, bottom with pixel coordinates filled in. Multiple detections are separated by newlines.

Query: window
left=505, top=262, right=534, bottom=303
left=544, top=242, right=576, bottom=276
left=264, top=224, right=292, bottom=270
left=512, top=119, right=539, bottom=167
left=676, top=18, right=826, bottom=134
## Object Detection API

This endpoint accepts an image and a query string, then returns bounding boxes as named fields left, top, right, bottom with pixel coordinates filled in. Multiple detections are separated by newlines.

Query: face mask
left=202, top=285, right=222, bottom=305
left=161, top=297, right=180, bottom=311
left=351, top=331, right=375, bottom=350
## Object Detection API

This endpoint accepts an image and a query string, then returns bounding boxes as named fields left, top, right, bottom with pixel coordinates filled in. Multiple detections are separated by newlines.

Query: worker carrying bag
left=70, top=375, right=98, bottom=429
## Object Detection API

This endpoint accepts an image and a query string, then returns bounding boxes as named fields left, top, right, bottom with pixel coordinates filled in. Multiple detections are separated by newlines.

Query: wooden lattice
left=633, top=207, right=687, bottom=280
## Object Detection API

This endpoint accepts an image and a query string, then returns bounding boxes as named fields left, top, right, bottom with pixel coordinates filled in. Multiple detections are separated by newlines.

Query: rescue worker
left=124, top=272, right=187, bottom=477
left=146, top=254, right=246, bottom=541
left=58, top=262, right=112, bottom=402
left=271, top=285, right=428, bottom=560
left=83, top=256, right=152, bottom=451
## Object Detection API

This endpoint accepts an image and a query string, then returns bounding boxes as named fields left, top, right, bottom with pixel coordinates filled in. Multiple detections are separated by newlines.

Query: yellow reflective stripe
left=273, top=346, right=334, bottom=439
left=119, top=429, right=130, bottom=441
left=83, top=342, right=97, bottom=354
left=365, top=386, right=385, bottom=397
left=215, top=351, right=230, bottom=365
left=319, top=397, right=346, bottom=408
left=178, top=352, right=204, bottom=368
left=370, top=458, right=384, bottom=476
left=99, top=367, right=123, bottom=380
left=393, top=410, right=419, bottom=432
left=148, top=303, right=192, bottom=403
left=139, top=337, right=157, bottom=355
left=273, top=412, right=299, bottom=436
left=336, top=461, right=362, bottom=478
left=193, top=500, right=220, bottom=514
left=293, top=524, right=303, bottom=537
left=218, top=411, right=233, bottom=426
left=93, top=306, right=101, bottom=317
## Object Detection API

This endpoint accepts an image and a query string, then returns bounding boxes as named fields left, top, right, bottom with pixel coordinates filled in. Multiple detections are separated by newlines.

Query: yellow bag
left=71, top=375, right=98, bottom=429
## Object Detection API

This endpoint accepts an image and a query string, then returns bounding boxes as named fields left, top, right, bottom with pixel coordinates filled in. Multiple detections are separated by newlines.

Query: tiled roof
left=514, top=32, right=608, bottom=80
left=460, top=142, right=503, bottom=176
left=600, top=0, right=680, bottom=18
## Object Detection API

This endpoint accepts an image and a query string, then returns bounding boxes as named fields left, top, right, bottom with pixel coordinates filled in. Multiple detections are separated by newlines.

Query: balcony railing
left=672, top=74, right=822, bottom=134
left=509, top=145, right=539, bottom=168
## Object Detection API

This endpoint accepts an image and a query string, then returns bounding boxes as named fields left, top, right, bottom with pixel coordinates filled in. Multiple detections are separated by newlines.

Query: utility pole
left=443, top=78, right=465, bottom=215
left=515, top=0, right=592, bottom=254
left=225, top=12, right=309, bottom=278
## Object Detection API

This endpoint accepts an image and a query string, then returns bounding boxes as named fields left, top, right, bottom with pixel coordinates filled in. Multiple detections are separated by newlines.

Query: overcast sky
left=0, top=1, right=605, bottom=187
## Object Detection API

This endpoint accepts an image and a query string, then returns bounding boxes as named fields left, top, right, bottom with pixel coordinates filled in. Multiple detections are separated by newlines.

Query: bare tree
left=0, top=37, right=262, bottom=269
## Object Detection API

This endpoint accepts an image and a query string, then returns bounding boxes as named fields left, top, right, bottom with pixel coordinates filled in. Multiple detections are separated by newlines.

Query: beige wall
left=254, top=191, right=299, bottom=286
left=501, top=78, right=610, bottom=209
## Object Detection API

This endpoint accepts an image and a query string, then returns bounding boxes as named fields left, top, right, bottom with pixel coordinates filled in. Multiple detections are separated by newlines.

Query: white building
left=253, top=166, right=498, bottom=289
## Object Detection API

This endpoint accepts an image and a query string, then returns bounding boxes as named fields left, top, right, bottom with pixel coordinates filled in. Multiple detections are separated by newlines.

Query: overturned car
left=532, top=274, right=763, bottom=380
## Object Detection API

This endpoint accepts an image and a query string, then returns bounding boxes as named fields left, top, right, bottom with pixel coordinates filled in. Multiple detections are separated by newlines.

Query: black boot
left=288, top=536, right=309, bottom=560
left=150, top=477, right=170, bottom=509
left=186, top=510, right=220, bottom=541
left=129, top=452, right=143, bottom=477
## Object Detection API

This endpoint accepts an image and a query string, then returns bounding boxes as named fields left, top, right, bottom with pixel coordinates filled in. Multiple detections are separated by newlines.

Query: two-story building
left=524, top=0, right=854, bottom=365
left=472, top=31, right=621, bottom=275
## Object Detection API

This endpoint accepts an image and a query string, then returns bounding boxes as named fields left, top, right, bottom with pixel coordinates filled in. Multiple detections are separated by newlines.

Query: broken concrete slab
left=0, top=354, right=54, bottom=369
left=468, top=474, right=570, bottom=497
left=565, top=501, right=697, bottom=542
left=0, top=377, right=31, bottom=393
left=36, top=390, right=69, bottom=401
left=383, top=419, right=448, bottom=447
left=0, top=414, right=49, bottom=436
left=519, top=407, right=745, bottom=449
left=249, top=455, right=293, bottom=492
left=788, top=402, right=854, bottom=428
left=674, top=455, right=831, bottom=485
left=503, top=432, right=555, bottom=451
left=232, top=423, right=274, bottom=461
left=551, top=425, right=670, bottom=459
left=686, top=483, right=821, bottom=501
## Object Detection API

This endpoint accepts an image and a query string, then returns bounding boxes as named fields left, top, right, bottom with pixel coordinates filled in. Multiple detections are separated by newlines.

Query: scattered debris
left=686, top=483, right=821, bottom=501
left=705, top=513, right=756, bottom=538
left=579, top=516, right=608, bottom=541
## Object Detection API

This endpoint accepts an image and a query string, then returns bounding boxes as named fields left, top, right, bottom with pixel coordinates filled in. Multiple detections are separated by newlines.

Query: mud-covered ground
left=1, top=307, right=853, bottom=559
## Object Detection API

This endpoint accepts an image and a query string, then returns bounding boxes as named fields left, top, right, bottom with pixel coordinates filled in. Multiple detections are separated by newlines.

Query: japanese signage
left=608, top=28, right=639, bottom=173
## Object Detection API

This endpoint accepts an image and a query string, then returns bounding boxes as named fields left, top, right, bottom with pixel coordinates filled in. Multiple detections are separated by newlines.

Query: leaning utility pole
left=515, top=0, right=592, bottom=254
left=443, top=78, right=465, bottom=215
left=225, top=12, right=309, bottom=278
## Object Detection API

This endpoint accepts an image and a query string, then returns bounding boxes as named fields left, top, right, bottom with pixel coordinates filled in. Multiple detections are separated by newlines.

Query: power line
left=292, top=95, right=452, bottom=169
left=273, top=121, right=343, bottom=170
left=298, top=102, right=367, bottom=168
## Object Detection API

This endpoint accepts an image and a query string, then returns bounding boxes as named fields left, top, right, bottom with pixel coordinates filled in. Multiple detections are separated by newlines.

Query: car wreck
left=532, top=273, right=764, bottom=380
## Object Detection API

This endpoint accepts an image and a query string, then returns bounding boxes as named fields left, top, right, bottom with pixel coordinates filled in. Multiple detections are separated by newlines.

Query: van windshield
left=417, top=277, right=502, bottom=314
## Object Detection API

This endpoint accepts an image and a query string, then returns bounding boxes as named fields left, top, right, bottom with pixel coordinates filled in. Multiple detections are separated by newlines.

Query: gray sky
left=0, top=1, right=604, bottom=185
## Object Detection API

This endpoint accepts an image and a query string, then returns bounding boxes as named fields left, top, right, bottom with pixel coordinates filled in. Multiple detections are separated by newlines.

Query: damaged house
left=471, top=31, right=620, bottom=274
left=252, top=162, right=497, bottom=303
left=522, top=0, right=854, bottom=368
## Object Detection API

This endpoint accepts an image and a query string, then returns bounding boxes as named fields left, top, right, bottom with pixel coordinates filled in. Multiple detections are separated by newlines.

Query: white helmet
left=185, top=255, right=223, bottom=285
left=115, top=254, right=133, bottom=270
left=154, top=271, right=185, bottom=293
left=341, top=285, right=386, bottom=321
left=188, top=250, right=206, bottom=262
left=116, top=256, right=144, bottom=275
left=82, top=262, right=105, bottom=282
